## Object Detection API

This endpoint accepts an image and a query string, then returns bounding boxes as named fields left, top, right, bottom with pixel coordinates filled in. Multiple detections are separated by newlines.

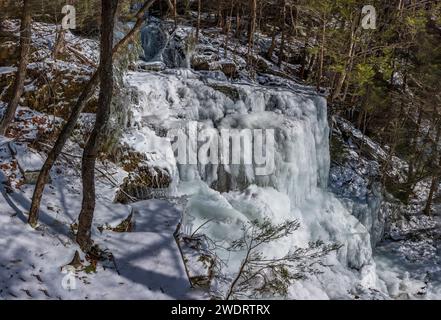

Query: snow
left=0, top=157, right=204, bottom=299
left=11, top=143, right=45, bottom=172
left=0, top=67, right=16, bottom=75
left=375, top=239, right=441, bottom=299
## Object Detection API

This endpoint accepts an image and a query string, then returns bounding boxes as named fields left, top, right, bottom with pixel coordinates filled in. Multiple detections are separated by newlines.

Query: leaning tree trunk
left=28, top=0, right=157, bottom=228
left=0, top=0, right=32, bottom=135
left=76, top=0, right=118, bottom=252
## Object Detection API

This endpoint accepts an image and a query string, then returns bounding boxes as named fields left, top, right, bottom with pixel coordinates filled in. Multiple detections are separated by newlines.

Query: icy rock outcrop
left=123, top=69, right=380, bottom=298
left=328, top=117, right=408, bottom=246
left=141, top=22, right=193, bottom=69
left=330, top=158, right=385, bottom=246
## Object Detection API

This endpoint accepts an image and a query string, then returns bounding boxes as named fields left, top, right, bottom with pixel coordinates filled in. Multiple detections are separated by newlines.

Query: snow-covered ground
left=0, top=141, right=204, bottom=299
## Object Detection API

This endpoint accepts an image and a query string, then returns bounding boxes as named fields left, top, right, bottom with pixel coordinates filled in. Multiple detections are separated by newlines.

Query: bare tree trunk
left=407, top=105, right=423, bottom=189
left=424, top=123, right=441, bottom=216
left=424, top=175, right=439, bottom=216
left=247, top=0, right=257, bottom=57
left=317, top=12, right=326, bottom=91
left=0, top=0, right=31, bottom=135
left=235, top=4, right=241, bottom=38
left=28, top=0, right=158, bottom=228
left=277, top=0, right=286, bottom=68
left=76, top=0, right=118, bottom=251
left=217, top=0, right=225, bottom=29
left=266, top=25, right=277, bottom=61
left=224, top=0, right=234, bottom=59
left=332, top=15, right=357, bottom=101
left=173, top=0, right=177, bottom=28
left=196, top=0, right=201, bottom=41
left=53, top=28, right=66, bottom=60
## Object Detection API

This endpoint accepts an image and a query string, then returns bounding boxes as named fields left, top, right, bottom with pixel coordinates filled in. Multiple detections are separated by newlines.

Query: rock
left=113, top=149, right=172, bottom=204
left=191, top=54, right=239, bottom=78
left=141, top=22, right=169, bottom=62
left=176, top=234, right=215, bottom=289
left=220, top=61, right=238, bottom=78
left=10, top=143, right=50, bottom=185
left=208, top=83, right=240, bottom=101
left=135, top=60, right=166, bottom=72
left=111, top=211, right=136, bottom=233
left=191, top=55, right=211, bottom=71
left=62, top=250, right=83, bottom=271
left=141, top=22, right=195, bottom=69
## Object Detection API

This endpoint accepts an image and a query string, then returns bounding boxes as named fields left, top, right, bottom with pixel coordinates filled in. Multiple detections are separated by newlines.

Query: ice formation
left=122, top=67, right=383, bottom=299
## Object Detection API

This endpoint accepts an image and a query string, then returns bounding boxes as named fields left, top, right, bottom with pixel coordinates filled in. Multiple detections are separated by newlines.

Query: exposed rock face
left=141, top=22, right=194, bottom=69
left=113, top=149, right=171, bottom=204
left=141, top=22, right=169, bottom=62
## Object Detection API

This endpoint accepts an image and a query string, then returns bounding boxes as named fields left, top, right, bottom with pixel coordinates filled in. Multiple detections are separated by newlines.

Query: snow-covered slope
left=0, top=148, right=203, bottom=299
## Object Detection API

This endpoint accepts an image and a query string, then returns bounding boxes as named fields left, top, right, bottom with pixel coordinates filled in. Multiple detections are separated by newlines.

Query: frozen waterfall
left=123, top=68, right=382, bottom=299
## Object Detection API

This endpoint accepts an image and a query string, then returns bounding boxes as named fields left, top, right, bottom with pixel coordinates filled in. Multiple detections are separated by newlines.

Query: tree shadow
left=0, top=171, right=72, bottom=239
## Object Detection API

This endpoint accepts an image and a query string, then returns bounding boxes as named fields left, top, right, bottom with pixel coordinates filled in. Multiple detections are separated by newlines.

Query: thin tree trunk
left=266, top=25, right=277, bottom=61
left=173, top=0, right=177, bottom=28
left=407, top=105, right=423, bottom=188
left=424, top=175, right=439, bottom=216
left=424, top=123, right=441, bottom=216
left=217, top=1, right=224, bottom=29
left=332, top=15, right=357, bottom=101
left=53, top=28, right=66, bottom=60
left=277, top=0, right=286, bottom=68
left=0, top=0, right=32, bottom=135
left=224, top=0, right=234, bottom=59
left=76, top=0, right=118, bottom=251
left=28, top=0, right=158, bottom=228
left=247, top=0, right=257, bottom=57
left=235, top=4, right=241, bottom=38
left=196, top=0, right=201, bottom=41
left=317, top=12, right=326, bottom=91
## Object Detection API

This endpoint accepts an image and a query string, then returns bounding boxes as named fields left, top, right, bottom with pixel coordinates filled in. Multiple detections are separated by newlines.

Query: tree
left=247, top=0, right=257, bottom=57
left=277, top=0, right=286, bottom=68
left=28, top=0, right=158, bottom=228
left=196, top=0, right=202, bottom=41
left=0, top=0, right=32, bottom=135
left=76, top=0, right=119, bottom=251
left=222, top=219, right=341, bottom=300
